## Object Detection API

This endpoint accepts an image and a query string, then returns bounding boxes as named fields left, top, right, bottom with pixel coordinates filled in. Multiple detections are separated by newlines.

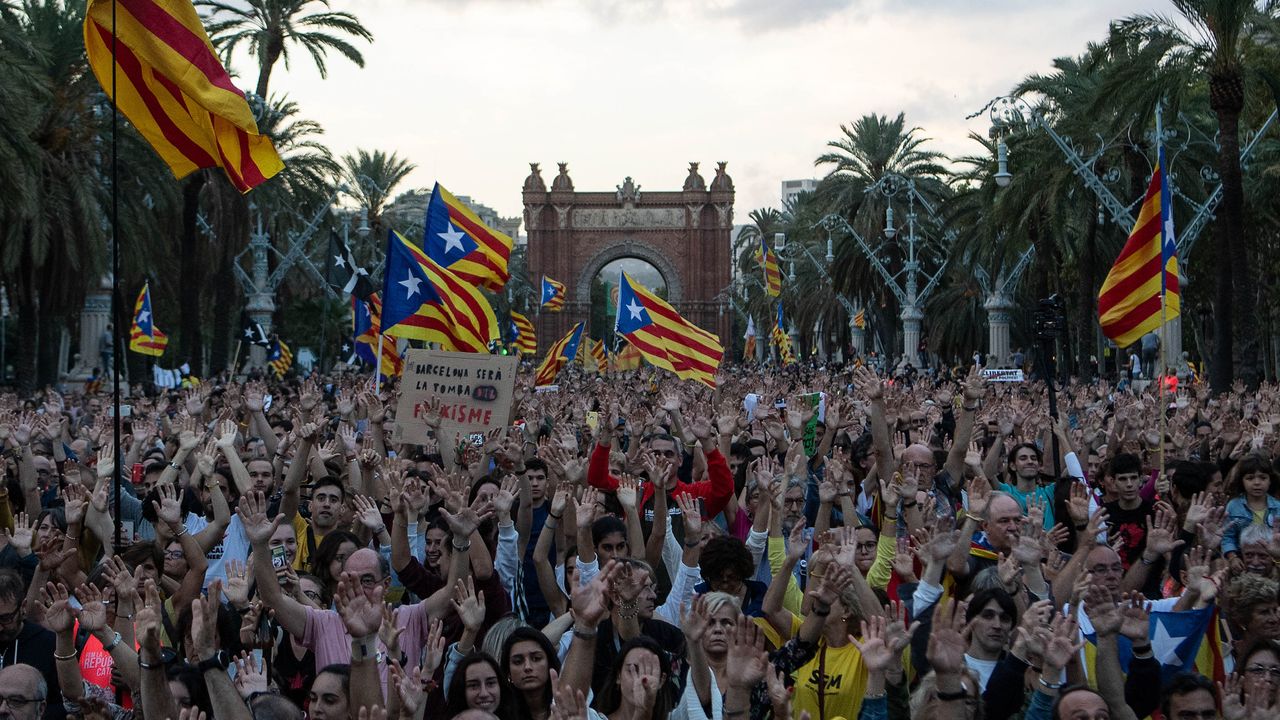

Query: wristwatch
left=197, top=650, right=230, bottom=673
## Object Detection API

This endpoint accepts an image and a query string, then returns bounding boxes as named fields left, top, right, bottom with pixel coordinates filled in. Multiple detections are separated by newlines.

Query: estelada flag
left=614, top=271, right=723, bottom=388
left=755, top=236, right=782, bottom=297
left=590, top=339, right=608, bottom=374
left=1098, top=147, right=1180, bottom=347
left=540, top=276, right=566, bottom=311
left=381, top=230, right=498, bottom=353
left=422, top=183, right=512, bottom=293
left=83, top=0, right=283, bottom=193
left=129, top=283, right=168, bottom=356
left=614, top=341, right=642, bottom=371
left=353, top=293, right=403, bottom=379
left=534, top=323, right=585, bottom=386
left=510, top=311, right=537, bottom=355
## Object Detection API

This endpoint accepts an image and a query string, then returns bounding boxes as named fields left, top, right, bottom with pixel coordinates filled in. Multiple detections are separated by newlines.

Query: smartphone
left=108, top=404, right=132, bottom=417
left=469, top=432, right=486, bottom=448
left=270, top=544, right=289, bottom=585
left=586, top=411, right=600, bottom=431
left=131, top=463, right=144, bottom=484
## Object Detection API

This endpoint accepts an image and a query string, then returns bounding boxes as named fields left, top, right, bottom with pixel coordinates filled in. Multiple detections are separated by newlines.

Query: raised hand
left=74, top=583, right=109, bottom=632
left=615, top=473, right=640, bottom=511
left=100, top=555, right=140, bottom=609
left=237, top=491, right=285, bottom=544
left=1067, top=481, right=1091, bottom=527
left=352, top=495, right=386, bottom=533
left=151, top=482, right=184, bottom=529
left=852, top=615, right=895, bottom=673
left=41, top=582, right=76, bottom=634
left=1117, top=592, right=1150, bottom=643
left=5, top=512, right=35, bottom=557
left=926, top=594, right=969, bottom=674
left=452, top=577, right=487, bottom=634
left=438, top=495, right=493, bottom=540
left=550, top=669, right=589, bottom=720
left=676, top=492, right=703, bottom=542
left=570, top=560, right=622, bottom=629
left=965, top=473, right=993, bottom=519
left=1143, top=502, right=1185, bottom=558
left=620, top=646, right=661, bottom=712
left=722, top=616, right=771, bottom=689
left=1041, top=609, right=1084, bottom=672
left=681, top=594, right=711, bottom=644
left=232, top=651, right=270, bottom=698
left=335, top=572, right=384, bottom=639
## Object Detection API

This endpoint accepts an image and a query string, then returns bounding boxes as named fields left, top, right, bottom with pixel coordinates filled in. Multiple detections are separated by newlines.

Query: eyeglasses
left=1087, top=564, right=1124, bottom=576
left=1245, top=664, right=1280, bottom=679
left=164, top=550, right=185, bottom=560
left=0, top=695, right=42, bottom=710
left=0, top=609, right=21, bottom=625
left=901, top=461, right=935, bottom=472
left=303, top=590, right=323, bottom=601
left=784, top=498, right=805, bottom=508
left=357, top=574, right=382, bottom=588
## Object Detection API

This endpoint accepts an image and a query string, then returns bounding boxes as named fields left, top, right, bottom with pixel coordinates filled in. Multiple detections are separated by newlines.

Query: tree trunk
left=1077, top=199, right=1100, bottom=381
left=1209, top=68, right=1246, bottom=393
left=36, top=309, right=62, bottom=388
left=179, top=174, right=208, bottom=375
left=14, top=294, right=38, bottom=394
left=1217, top=109, right=1255, bottom=387
left=255, top=41, right=283, bottom=97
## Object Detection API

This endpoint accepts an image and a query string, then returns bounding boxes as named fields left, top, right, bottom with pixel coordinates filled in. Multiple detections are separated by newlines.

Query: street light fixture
left=883, top=206, right=896, bottom=239
left=994, top=138, right=1012, bottom=187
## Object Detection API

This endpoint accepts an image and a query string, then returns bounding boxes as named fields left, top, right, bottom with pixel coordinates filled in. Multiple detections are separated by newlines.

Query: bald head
left=1085, top=544, right=1124, bottom=587
left=0, top=664, right=47, bottom=720
left=900, top=444, right=936, bottom=479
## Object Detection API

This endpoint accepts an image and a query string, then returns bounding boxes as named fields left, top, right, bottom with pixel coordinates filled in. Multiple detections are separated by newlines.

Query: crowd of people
left=0, top=360, right=1278, bottom=720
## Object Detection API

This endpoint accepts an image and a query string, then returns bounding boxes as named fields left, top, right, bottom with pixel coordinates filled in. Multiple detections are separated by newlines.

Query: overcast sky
left=231, top=0, right=1161, bottom=221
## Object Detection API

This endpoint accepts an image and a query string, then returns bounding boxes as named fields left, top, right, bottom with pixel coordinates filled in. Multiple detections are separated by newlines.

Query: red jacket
left=586, top=441, right=735, bottom=518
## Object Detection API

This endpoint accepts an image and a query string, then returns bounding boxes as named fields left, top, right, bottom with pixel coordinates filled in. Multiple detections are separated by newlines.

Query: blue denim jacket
left=1222, top=494, right=1280, bottom=556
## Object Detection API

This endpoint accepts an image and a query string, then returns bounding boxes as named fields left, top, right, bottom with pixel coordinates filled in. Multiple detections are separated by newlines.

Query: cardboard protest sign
left=392, top=350, right=518, bottom=452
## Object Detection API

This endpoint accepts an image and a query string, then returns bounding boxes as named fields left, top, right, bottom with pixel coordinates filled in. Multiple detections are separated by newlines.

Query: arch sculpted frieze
left=571, top=207, right=686, bottom=229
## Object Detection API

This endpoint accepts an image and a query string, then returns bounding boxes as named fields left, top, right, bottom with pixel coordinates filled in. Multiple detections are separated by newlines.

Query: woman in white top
left=672, top=591, right=738, bottom=720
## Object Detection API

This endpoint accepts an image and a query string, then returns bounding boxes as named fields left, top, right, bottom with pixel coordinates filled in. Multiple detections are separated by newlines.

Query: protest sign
left=392, top=349, right=518, bottom=451
left=981, top=368, right=1025, bottom=382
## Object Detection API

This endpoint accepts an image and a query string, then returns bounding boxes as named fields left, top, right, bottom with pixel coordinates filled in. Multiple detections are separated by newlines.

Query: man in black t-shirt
left=1101, top=453, right=1154, bottom=569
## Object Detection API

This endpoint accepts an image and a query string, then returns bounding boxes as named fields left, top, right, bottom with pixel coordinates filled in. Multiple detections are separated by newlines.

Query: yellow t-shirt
left=790, top=641, right=868, bottom=720
left=1253, top=507, right=1267, bottom=526
left=292, top=513, right=326, bottom=572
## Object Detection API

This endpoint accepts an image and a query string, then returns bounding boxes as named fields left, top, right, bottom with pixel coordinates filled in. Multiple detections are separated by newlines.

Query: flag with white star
left=381, top=229, right=497, bottom=353
left=422, top=183, right=512, bottom=293
left=239, top=313, right=270, bottom=348
left=1081, top=604, right=1224, bottom=686
left=614, top=270, right=722, bottom=388
left=128, top=282, right=168, bottom=357
left=327, top=228, right=374, bottom=300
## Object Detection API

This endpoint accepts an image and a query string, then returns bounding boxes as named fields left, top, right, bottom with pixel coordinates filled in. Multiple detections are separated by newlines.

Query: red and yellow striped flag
left=590, top=339, right=608, bottom=374
left=510, top=311, right=537, bottom=355
left=1098, top=149, right=1180, bottom=347
left=614, top=271, right=723, bottom=388
left=614, top=342, right=642, bottom=371
left=84, top=0, right=283, bottom=193
left=755, top=236, right=782, bottom=297
left=128, top=283, right=168, bottom=356
left=535, top=323, right=585, bottom=386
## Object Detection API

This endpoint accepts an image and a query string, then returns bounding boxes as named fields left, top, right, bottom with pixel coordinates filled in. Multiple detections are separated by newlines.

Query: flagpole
left=1156, top=98, right=1168, bottom=490
left=110, top=0, right=124, bottom=550
left=231, top=340, right=242, bottom=377
left=375, top=334, right=384, bottom=394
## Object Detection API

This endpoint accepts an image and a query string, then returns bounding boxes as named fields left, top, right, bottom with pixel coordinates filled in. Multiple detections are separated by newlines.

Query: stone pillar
left=901, top=304, right=923, bottom=365
left=245, top=223, right=273, bottom=371
left=984, top=292, right=1014, bottom=368
left=851, top=321, right=866, bottom=356
left=69, top=275, right=113, bottom=382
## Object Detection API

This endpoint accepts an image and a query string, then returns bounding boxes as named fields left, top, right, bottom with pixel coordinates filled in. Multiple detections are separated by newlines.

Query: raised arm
left=853, top=367, right=897, bottom=481
left=945, top=368, right=986, bottom=484
left=534, top=486, right=570, bottom=617
left=560, top=561, right=621, bottom=695
left=153, top=483, right=208, bottom=611
left=192, top=580, right=253, bottom=720
left=278, top=422, right=319, bottom=523
left=240, top=492, right=310, bottom=638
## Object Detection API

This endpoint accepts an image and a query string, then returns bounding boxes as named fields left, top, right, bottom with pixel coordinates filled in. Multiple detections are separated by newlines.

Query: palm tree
left=197, top=0, right=373, bottom=98
left=341, top=148, right=416, bottom=238
left=1113, top=0, right=1273, bottom=390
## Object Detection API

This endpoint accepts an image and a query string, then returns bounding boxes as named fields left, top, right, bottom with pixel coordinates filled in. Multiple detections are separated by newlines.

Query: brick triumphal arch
left=522, top=162, right=734, bottom=352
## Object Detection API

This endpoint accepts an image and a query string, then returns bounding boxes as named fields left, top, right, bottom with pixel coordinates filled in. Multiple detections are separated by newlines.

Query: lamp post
left=977, top=94, right=1276, bottom=376
left=818, top=173, right=952, bottom=366
left=774, top=230, right=863, bottom=358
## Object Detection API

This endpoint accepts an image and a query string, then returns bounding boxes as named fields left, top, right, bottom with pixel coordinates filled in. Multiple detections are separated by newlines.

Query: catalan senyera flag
left=772, top=303, right=795, bottom=365
left=83, top=0, right=283, bottom=193
left=743, top=316, right=757, bottom=362
left=267, top=338, right=292, bottom=379
left=1098, top=147, right=1180, bottom=347
left=614, top=271, right=723, bottom=388
left=590, top=339, right=608, bottom=374
left=534, top=323, right=585, bottom=386
left=510, top=311, right=537, bottom=355
left=854, top=308, right=867, bottom=330
left=614, top=341, right=642, bottom=371
left=128, top=283, right=168, bottom=356
left=755, top=236, right=782, bottom=297
left=353, top=293, right=403, bottom=379
left=422, top=183, right=512, bottom=292
left=540, top=276, right=566, bottom=311
left=381, top=230, right=498, bottom=353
